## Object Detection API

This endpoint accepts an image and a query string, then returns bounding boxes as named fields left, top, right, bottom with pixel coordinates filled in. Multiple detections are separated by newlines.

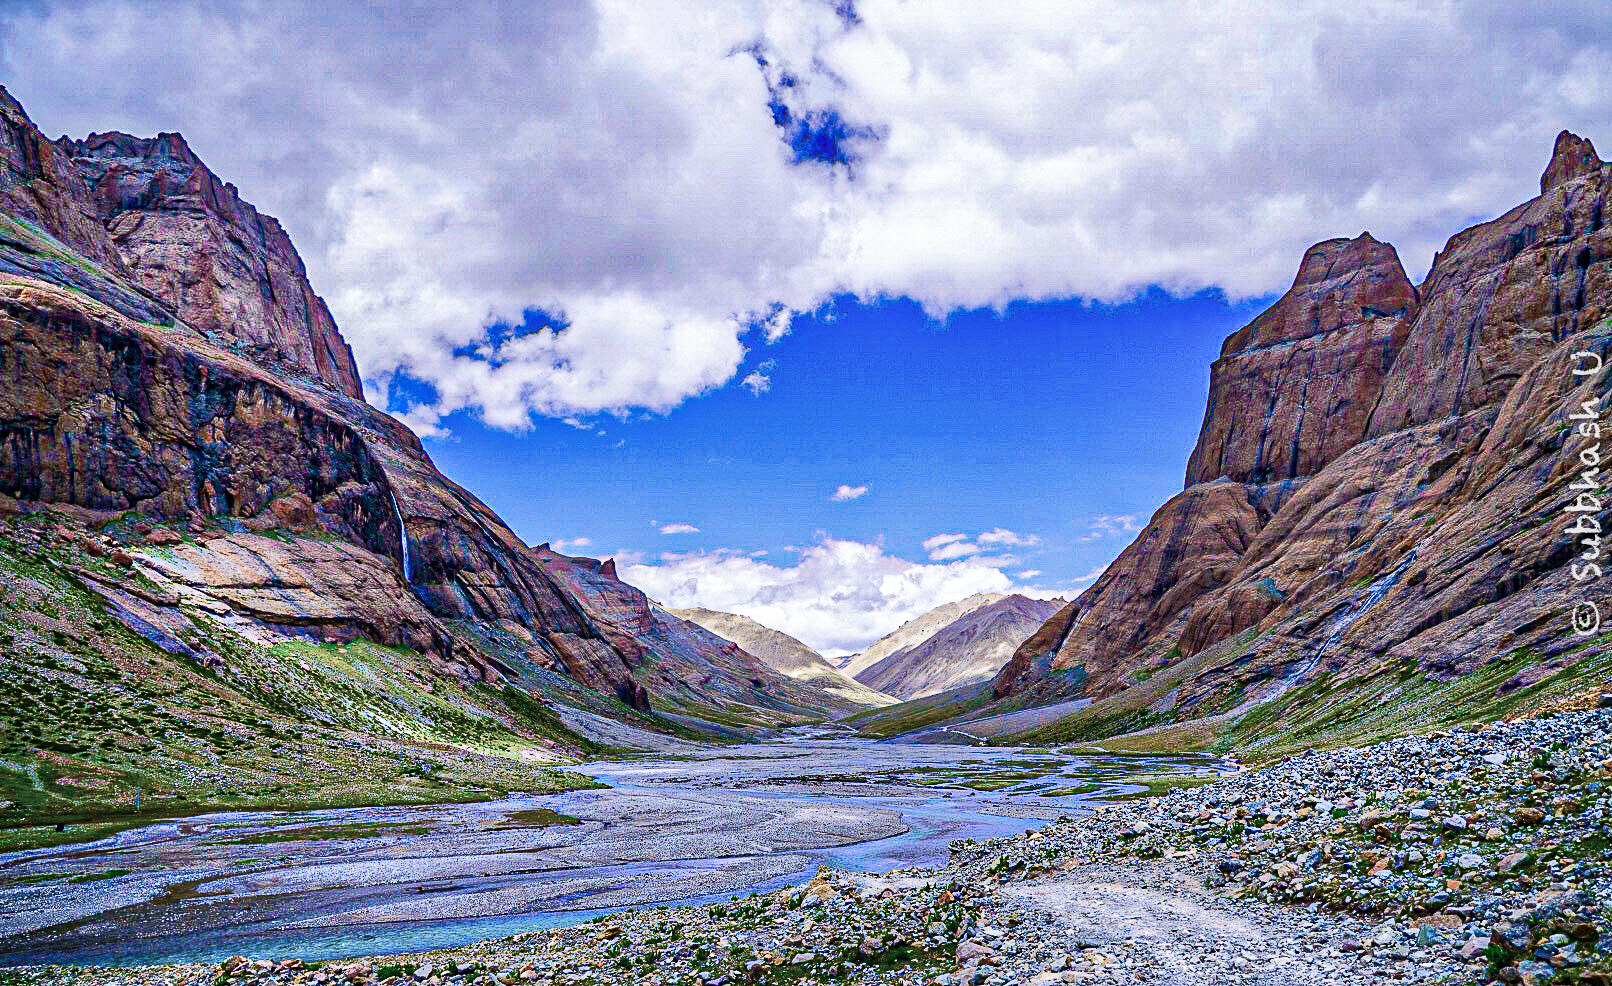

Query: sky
left=3, top=0, right=1609, bottom=654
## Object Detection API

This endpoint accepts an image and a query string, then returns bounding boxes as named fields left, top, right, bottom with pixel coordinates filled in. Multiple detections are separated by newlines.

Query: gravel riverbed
left=6, top=709, right=1608, bottom=986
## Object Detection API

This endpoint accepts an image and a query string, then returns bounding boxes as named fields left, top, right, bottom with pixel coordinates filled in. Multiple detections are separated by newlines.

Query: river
left=0, top=733, right=1222, bottom=967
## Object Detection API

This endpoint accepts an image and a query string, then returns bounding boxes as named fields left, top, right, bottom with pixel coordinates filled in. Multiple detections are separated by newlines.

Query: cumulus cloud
left=659, top=523, right=701, bottom=535
left=927, top=541, right=983, bottom=561
left=830, top=484, right=869, bottom=502
left=623, top=536, right=1024, bottom=653
left=5, top=1, right=1610, bottom=431
left=741, top=371, right=771, bottom=395
left=924, top=528, right=1039, bottom=561
left=977, top=528, right=1039, bottom=547
left=1079, top=514, right=1142, bottom=542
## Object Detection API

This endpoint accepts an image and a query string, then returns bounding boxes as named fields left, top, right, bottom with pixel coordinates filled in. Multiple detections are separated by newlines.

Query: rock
left=0, top=83, right=864, bottom=752
left=1515, top=808, right=1547, bottom=826
left=1517, top=959, right=1557, bottom=985
left=956, top=941, right=997, bottom=963
left=992, top=129, right=1612, bottom=714
left=1497, top=852, right=1530, bottom=873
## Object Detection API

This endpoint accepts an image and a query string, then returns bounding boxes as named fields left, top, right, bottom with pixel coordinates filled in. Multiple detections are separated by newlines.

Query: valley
left=0, top=30, right=1608, bottom=986
left=0, top=736, right=1220, bottom=969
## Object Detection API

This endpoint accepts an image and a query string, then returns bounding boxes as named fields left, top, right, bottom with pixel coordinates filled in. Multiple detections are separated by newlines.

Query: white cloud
left=1016, top=569, right=1043, bottom=579
left=831, top=484, right=870, bottom=502
left=924, top=527, right=1040, bottom=560
left=1071, top=565, right=1109, bottom=586
left=977, top=528, right=1039, bottom=547
left=550, top=537, right=593, bottom=553
left=7, top=2, right=1609, bottom=430
left=928, top=541, right=983, bottom=561
left=659, top=523, right=701, bottom=535
left=623, top=536, right=1019, bottom=653
left=741, top=370, right=771, bottom=395
left=1078, top=514, right=1142, bottom=542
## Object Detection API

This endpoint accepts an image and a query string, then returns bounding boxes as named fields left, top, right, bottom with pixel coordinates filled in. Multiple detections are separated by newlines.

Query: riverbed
left=0, top=733, right=1222, bottom=968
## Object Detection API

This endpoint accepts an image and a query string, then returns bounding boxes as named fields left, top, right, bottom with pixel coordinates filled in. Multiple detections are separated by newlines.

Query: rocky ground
left=6, top=708, right=1609, bottom=986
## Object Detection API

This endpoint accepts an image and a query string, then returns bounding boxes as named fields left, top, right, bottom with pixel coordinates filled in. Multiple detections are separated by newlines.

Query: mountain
left=669, top=608, right=897, bottom=709
left=852, top=594, right=1063, bottom=700
left=0, top=87, right=856, bottom=823
left=980, top=130, right=1612, bottom=754
left=840, top=593, right=1008, bottom=679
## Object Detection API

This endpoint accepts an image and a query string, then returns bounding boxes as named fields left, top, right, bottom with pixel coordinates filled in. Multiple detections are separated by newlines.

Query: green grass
left=0, top=520, right=605, bottom=837
left=842, top=682, right=994, bottom=738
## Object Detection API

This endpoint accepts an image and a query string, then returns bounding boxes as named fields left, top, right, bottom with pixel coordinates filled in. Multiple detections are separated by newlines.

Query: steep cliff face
left=995, top=132, right=1612, bottom=732
left=0, top=85, right=844, bottom=752
left=1185, top=234, right=1416, bottom=487
left=0, top=90, right=125, bottom=274
left=62, top=131, right=363, bottom=400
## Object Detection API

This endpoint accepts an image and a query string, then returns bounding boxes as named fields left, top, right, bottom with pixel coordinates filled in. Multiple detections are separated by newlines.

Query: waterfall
left=391, top=494, right=413, bottom=584
left=1318, top=550, right=1418, bottom=656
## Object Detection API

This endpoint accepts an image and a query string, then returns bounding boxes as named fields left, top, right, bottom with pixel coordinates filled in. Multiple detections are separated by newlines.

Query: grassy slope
left=1026, top=632, right=1612, bottom=765
left=839, top=682, right=995, bottom=738
left=852, top=615, right=1612, bottom=768
left=0, top=511, right=610, bottom=848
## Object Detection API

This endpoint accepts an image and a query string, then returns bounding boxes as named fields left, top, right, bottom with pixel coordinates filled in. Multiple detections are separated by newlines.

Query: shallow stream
left=0, top=733, right=1223, bottom=967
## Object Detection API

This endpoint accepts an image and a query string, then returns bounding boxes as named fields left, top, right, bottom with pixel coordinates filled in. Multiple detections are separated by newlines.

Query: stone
left=994, top=129, right=1612, bottom=717
left=0, top=84, right=863, bottom=751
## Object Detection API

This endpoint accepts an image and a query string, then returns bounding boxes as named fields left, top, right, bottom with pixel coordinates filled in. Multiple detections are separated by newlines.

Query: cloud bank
left=5, top=1, right=1608, bottom=433
left=626, top=536, right=1066, bottom=654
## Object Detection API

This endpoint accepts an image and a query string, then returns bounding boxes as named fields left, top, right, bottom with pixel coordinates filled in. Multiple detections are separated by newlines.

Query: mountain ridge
left=669, top=607, right=897, bottom=709
left=853, top=594, right=1063, bottom=701
left=0, top=85, right=860, bottom=825
left=982, top=129, right=1612, bottom=750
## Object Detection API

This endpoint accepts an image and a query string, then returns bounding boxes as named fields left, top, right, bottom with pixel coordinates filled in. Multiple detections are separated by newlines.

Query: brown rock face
left=1542, top=131, right=1602, bottom=193
left=999, top=131, right=1612, bottom=714
left=0, top=87, right=126, bottom=273
left=1368, top=133, right=1609, bottom=437
left=1185, top=234, right=1416, bottom=486
left=0, top=88, right=849, bottom=731
left=62, top=131, right=363, bottom=399
left=993, top=481, right=1284, bottom=698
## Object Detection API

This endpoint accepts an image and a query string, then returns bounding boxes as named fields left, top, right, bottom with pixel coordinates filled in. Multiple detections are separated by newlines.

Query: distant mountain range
left=851, top=594, right=1064, bottom=700
left=670, top=609, right=896, bottom=708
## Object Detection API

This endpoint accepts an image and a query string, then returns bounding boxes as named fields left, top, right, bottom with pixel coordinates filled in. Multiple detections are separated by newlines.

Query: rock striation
left=0, top=85, right=848, bottom=741
left=996, top=131, right=1612, bottom=729
left=62, top=131, right=363, bottom=399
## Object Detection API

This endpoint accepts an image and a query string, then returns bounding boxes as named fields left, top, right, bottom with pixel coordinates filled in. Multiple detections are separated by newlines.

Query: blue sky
left=7, top=0, right=1606, bottom=650
left=404, top=288, right=1271, bottom=650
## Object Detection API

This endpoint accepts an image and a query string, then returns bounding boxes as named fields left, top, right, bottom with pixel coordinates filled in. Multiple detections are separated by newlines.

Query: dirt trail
left=1006, top=873, right=1378, bottom=985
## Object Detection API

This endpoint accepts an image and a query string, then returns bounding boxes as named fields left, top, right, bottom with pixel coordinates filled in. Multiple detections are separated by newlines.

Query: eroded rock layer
left=0, top=85, right=847, bottom=736
left=997, top=131, right=1612, bottom=718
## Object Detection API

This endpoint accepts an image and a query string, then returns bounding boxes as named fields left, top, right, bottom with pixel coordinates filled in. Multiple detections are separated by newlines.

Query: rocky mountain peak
left=1540, top=130, right=1602, bottom=193
left=1183, top=230, right=1416, bottom=488
left=60, top=128, right=364, bottom=399
left=0, top=86, right=128, bottom=274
